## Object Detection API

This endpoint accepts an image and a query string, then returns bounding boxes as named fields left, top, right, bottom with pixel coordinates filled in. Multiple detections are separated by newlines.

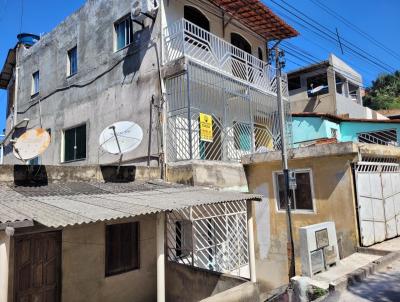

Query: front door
left=14, top=231, right=61, bottom=302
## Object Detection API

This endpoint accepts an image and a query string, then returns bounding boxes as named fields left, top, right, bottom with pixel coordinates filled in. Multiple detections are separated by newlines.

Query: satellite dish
left=13, top=128, right=51, bottom=161
left=310, top=85, right=325, bottom=94
left=99, top=121, right=143, bottom=155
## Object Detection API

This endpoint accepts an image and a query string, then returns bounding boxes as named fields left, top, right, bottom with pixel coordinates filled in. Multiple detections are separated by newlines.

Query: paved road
left=323, top=257, right=400, bottom=302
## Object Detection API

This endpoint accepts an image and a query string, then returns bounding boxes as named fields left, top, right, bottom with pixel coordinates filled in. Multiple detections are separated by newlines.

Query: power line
left=19, top=0, right=24, bottom=33
left=308, top=0, right=400, bottom=62
left=270, top=0, right=396, bottom=73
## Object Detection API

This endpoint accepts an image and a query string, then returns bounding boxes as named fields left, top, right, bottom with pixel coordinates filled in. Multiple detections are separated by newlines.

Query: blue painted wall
left=292, top=117, right=340, bottom=147
left=292, top=116, right=400, bottom=147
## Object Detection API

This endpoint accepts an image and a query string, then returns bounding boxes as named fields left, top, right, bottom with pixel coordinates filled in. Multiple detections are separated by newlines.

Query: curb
left=328, top=251, right=400, bottom=292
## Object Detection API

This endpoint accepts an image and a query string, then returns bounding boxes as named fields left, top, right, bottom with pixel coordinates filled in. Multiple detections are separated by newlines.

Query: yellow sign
left=200, top=113, right=213, bottom=142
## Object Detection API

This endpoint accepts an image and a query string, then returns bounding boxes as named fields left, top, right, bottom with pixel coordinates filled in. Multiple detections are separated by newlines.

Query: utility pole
left=275, top=46, right=296, bottom=280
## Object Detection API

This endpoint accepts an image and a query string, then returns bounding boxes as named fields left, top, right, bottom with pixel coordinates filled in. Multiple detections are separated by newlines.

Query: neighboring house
left=0, top=0, right=297, bottom=166
left=378, top=109, right=400, bottom=120
left=288, top=54, right=386, bottom=120
left=243, top=142, right=400, bottom=287
left=292, top=112, right=400, bottom=148
left=0, top=165, right=261, bottom=302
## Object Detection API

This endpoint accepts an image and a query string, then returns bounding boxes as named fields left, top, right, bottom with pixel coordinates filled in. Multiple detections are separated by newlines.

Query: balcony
left=163, top=19, right=284, bottom=96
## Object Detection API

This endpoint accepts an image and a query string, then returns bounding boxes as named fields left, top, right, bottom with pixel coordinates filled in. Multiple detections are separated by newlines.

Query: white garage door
left=355, top=157, right=400, bottom=246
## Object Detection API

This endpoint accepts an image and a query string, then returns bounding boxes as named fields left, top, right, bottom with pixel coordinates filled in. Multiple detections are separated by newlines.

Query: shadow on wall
left=122, top=21, right=157, bottom=82
left=100, top=165, right=137, bottom=182
left=13, top=165, right=49, bottom=186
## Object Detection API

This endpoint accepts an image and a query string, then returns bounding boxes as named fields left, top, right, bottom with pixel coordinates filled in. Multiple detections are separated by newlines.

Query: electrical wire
left=269, top=0, right=396, bottom=73
left=308, top=0, right=400, bottom=62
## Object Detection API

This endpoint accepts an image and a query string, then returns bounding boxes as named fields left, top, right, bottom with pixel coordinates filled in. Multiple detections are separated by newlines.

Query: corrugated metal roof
left=0, top=180, right=261, bottom=229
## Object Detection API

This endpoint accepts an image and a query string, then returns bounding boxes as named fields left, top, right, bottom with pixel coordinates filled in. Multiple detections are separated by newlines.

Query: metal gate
left=355, top=157, right=400, bottom=246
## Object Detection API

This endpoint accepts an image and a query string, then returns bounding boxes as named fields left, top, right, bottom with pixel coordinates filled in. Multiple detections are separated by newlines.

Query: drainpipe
left=156, top=212, right=166, bottom=302
left=13, top=65, right=20, bottom=128
left=247, top=200, right=257, bottom=282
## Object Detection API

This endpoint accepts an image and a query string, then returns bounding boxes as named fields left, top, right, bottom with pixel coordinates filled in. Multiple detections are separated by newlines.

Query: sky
left=0, top=0, right=399, bottom=132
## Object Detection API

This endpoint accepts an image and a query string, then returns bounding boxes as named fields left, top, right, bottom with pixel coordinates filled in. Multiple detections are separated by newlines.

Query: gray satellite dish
left=99, top=121, right=143, bottom=155
left=13, top=128, right=51, bottom=161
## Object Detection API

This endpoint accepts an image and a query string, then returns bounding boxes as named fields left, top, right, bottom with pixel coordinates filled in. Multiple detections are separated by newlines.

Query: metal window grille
left=355, top=156, right=400, bottom=173
left=165, top=61, right=292, bottom=162
left=166, top=201, right=250, bottom=278
left=357, top=129, right=398, bottom=147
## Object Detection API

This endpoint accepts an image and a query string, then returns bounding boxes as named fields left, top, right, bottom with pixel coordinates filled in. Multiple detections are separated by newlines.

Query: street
left=323, top=257, right=400, bottom=302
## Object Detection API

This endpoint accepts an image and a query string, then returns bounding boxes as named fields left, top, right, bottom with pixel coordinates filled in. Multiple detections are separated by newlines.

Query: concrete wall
left=167, top=160, right=249, bottom=192
left=244, top=154, right=360, bottom=289
left=5, top=0, right=161, bottom=166
left=341, top=121, right=400, bottom=144
left=166, top=262, right=247, bottom=302
left=292, top=117, right=340, bottom=146
left=289, top=66, right=337, bottom=114
left=4, top=0, right=268, bottom=166
left=62, top=215, right=157, bottom=302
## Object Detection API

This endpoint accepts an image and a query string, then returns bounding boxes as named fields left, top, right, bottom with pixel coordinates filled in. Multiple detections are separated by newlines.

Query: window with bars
left=63, top=124, right=86, bottom=162
left=106, top=222, right=139, bottom=277
left=275, top=170, right=314, bottom=211
left=67, top=46, right=78, bottom=76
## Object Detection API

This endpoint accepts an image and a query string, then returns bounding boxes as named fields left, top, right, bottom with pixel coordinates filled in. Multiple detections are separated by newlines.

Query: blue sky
left=0, top=0, right=399, bottom=132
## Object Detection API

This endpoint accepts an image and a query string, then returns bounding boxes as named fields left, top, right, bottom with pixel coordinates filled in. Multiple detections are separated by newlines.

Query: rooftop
left=0, top=165, right=261, bottom=229
left=211, top=0, right=298, bottom=40
left=292, top=112, right=399, bottom=124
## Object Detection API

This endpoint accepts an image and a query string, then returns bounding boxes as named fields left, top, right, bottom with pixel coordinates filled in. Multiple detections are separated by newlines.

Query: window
left=32, top=71, right=40, bottom=96
left=106, top=222, right=139, bottom=277
left=306, top=73, right=329, bottom=96
left=68, top=46, right=78, bottom=76
left=288, top=76, right=301, bottom=91
left=233, top=122, right=252, bottom=151
left=258, top=47, right=264, bottom=61
left=184, top=6, right=210, bottom=31
left=115, top=16, right=134, bottom=50
left=175, top=220, right=192, bottom=258
left=231, top=33, right=251, bottom=54
left=63, top=124, right=86, bottom=162
left=331, top=128, right=338, bottom=139
left=275, top=170, right=314, bottom=211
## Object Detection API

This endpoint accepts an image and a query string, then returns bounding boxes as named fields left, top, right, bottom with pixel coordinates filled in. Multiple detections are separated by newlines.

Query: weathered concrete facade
left=4, top=0, right=163, bottom=166
left=62, top=216, right=157, bottom=302
left=243, top=143, right=363, bottom=289
left=2, top=0, right=277, bottom=167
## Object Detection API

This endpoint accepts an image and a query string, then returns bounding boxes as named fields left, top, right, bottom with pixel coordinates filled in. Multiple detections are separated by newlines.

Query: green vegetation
left=364, top=71, right=400, bottom=110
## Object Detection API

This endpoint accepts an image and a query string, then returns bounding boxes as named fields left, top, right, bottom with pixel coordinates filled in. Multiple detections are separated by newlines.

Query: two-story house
left=288, top=54, right=387, bottom=120
left=0, top=0, right=297, bottom=169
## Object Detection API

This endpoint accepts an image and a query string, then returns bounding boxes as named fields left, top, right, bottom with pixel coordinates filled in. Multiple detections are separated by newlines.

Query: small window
left=288, top=76, right=301, bottom=91
left=68, top=46, right=78, bottom=76
left=275, top=170, right=314, bottom=211
left=106, top=222, right=139, bottom=277
left=115, top=16, right=134, bottom=51
left=331, top=129, right=338, bottom=139
left=175, top=220, right=192, bottom=258
left=233, top=122, right=252, bottom=151
left=258, top=47, right=264, bottom=61
left=32, top=71, right=40, bottom=96
left=63, top=124, right=86, bottom=162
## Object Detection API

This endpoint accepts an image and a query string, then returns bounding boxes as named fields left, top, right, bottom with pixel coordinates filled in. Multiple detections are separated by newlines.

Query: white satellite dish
left=310, top=85, right=325, bottom=94
left=13, top=128, right=51, bottom=161
left=99, top=121, right=143, bottom=155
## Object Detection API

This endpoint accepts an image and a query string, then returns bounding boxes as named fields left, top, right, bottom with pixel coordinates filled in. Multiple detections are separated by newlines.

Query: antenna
left=13, top=128, right=50, bottom=162
left=99, top=121, right=143, bottom=173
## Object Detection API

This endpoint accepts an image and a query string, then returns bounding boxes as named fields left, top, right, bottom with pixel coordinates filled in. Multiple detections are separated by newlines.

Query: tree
left=363, top=71, right=400, bottom=110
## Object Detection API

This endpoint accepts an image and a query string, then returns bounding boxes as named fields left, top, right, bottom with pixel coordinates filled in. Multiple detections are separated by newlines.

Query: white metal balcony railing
left=163, top=19, right=284, bottom=96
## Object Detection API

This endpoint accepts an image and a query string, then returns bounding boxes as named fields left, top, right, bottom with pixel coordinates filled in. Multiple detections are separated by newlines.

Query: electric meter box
left=299, top=221, right=339, bottom=277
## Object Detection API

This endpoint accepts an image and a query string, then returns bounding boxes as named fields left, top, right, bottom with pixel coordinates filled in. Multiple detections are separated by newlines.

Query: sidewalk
left=368, top=236, right=400, bottom=252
